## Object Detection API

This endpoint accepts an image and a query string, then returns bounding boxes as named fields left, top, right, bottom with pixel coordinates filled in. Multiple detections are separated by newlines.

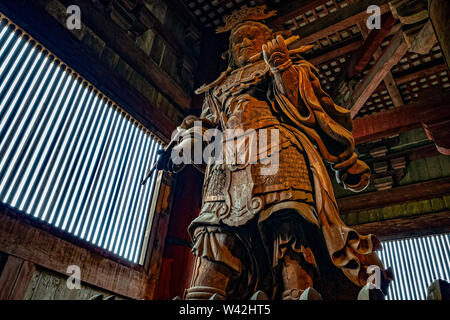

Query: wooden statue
left=157, top=6, right=393, bottom=300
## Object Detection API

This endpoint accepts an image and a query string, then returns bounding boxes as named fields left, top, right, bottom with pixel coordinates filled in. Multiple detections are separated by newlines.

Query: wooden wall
left=0, top=258, right=124, bottom=300
left=0, top=207, right=147, bottom=299
left=0, top=171, right=175, bottom=300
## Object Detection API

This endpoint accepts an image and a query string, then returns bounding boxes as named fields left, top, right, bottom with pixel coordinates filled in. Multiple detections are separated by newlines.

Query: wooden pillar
left=0, top=256, right=35, bottom=300
left=428, top=0, right=450, bottom=71
left=154, top=167, right=203, bottom=299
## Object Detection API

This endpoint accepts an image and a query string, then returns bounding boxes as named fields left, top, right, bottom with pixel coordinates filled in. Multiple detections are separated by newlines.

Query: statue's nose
left=242, top=37, right=252, bottom=47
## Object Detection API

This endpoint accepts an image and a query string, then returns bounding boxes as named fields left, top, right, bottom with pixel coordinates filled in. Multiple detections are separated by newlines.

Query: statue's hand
left=262, top=35, right=291, bottom=70
left=156, top=148, right=184, bottom=173
left=179, top=115, right=199, bottom=130
left=179, top=115, right=215, bottom=130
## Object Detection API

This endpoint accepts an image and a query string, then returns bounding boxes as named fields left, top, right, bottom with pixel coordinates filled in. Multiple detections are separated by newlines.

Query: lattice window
left=379, top=233, right=450, bottom=300
left=0, top=16, right=163, bottom=264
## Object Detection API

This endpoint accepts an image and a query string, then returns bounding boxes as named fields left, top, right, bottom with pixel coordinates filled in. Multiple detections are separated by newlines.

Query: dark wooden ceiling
left=181, top=0, right=448, bottom=119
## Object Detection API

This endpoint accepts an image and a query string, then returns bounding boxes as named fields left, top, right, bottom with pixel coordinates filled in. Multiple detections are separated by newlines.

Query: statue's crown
left=215, top=5, right=277, bottom=34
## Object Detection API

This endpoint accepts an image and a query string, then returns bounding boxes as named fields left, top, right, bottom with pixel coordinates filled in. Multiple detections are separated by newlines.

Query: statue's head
left=228, top=21, right=273, bottom=68
left=215, top=5, right=278, bottom=69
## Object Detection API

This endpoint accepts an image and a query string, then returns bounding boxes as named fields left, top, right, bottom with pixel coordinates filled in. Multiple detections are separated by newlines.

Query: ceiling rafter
left=288, top=0, right=390, bottom=46
left=181, top=0, right=448, bottom=120
left=348, top=30, right=409, bottom=118
left=269, top=0, right=338, bottom=31
left=352, top=90, right=450, bottom=144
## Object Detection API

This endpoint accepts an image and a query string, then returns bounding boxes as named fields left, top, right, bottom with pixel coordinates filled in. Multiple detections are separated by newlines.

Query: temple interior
left=0, top=0, right=449, bottom=301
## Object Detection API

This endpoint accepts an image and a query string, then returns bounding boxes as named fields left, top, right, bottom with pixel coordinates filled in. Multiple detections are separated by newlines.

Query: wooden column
left=152, top=28, right=223, bottom=299
left=428, top=0, right=450, bottom=71
left=153, top=167, right=203, bottom=299
left=0, top=256, right=36, bottom=300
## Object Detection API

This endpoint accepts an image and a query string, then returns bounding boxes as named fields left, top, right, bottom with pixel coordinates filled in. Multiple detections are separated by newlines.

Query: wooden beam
left=331, top=15, right=402, bottom=104
left=269, top=0, right=328, bottom=30
left=308, top=39, right=363, bottom=66
left=9, top=259, right=35, bottom=300
left=352, top=91, right=450, bottom=144
left=134, top=2, right=183, bottom=55
left=352, top=210, right=450, bottom=241
left=0, top=256, right=36, bottom=300
left=0, top=205, right=152, bottom=299
left=394, top=63, right=448, bottom=85
left=58, top=0, right=192, bottom=110
left=290, top=0, right=390, bottom=47
left=337, top=177, right=450, bottom=214
left=423, top=117, right=450, bottom=155
left=382, top=71, right=404, bottom=107
left=409, top=20, right=437, bottom=55
left=0, top=0, right=177, bottom=141
left=362, top=143, right=439, bottom=164
left=429, top=0, right=450, bottom=71
left=0, top=256, right=24, bottom=299
left=360, top=18, right=402, bottom=106
left=348, top=30, right=409, bottom=118
left=166, top=0, right=203, bottom=31
left=350, top=13, right=398, bottom=77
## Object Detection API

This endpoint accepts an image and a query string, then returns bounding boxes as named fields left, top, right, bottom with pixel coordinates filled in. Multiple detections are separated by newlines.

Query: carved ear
left=221, top=50, right=229, bottom=60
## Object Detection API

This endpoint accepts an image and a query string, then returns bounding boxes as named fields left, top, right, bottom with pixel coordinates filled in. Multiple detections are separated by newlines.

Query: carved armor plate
left=221, top=165, right=264, bottom=227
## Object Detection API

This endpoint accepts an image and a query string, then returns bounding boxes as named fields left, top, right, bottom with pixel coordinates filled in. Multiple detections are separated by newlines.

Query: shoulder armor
left=195, top=67, right=232, bottom=95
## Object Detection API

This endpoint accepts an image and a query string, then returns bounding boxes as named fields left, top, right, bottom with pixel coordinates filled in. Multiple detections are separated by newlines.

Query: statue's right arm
left=177, top=94, right=218, bottom=131
left=156, top=94, right=217, bottom=173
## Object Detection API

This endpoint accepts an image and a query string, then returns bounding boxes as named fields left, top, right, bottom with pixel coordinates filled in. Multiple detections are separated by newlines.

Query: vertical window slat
left=0, top=16, right=163, bottom=264
left=379, top=234, right=450, bottom=300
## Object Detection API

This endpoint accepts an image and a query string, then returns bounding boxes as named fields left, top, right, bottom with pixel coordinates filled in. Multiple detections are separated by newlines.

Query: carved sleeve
left=272, top=64, right=300, bottom=106
left=199, top=91, right=220, bottom=127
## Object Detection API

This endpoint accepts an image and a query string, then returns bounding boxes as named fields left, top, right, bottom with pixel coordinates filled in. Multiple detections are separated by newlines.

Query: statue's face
left=230, top=23, right=273, bottom=67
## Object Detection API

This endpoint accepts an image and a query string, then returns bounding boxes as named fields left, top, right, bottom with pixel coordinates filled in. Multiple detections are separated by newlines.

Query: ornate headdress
left=215, top=5, right=277, bottom=34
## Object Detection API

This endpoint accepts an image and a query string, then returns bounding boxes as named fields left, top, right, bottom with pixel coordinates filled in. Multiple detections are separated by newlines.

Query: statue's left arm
left=262, top=36, right=301, bottom=107
left=263, top=35, right=371, bottom=192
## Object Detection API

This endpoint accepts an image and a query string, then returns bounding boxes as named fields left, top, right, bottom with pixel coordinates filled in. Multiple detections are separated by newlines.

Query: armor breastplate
left=212, top=60, right=269, bottom=100
left=212, top=60, right=279, bottom=132
left=199, top=61, right=313, bottom=227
